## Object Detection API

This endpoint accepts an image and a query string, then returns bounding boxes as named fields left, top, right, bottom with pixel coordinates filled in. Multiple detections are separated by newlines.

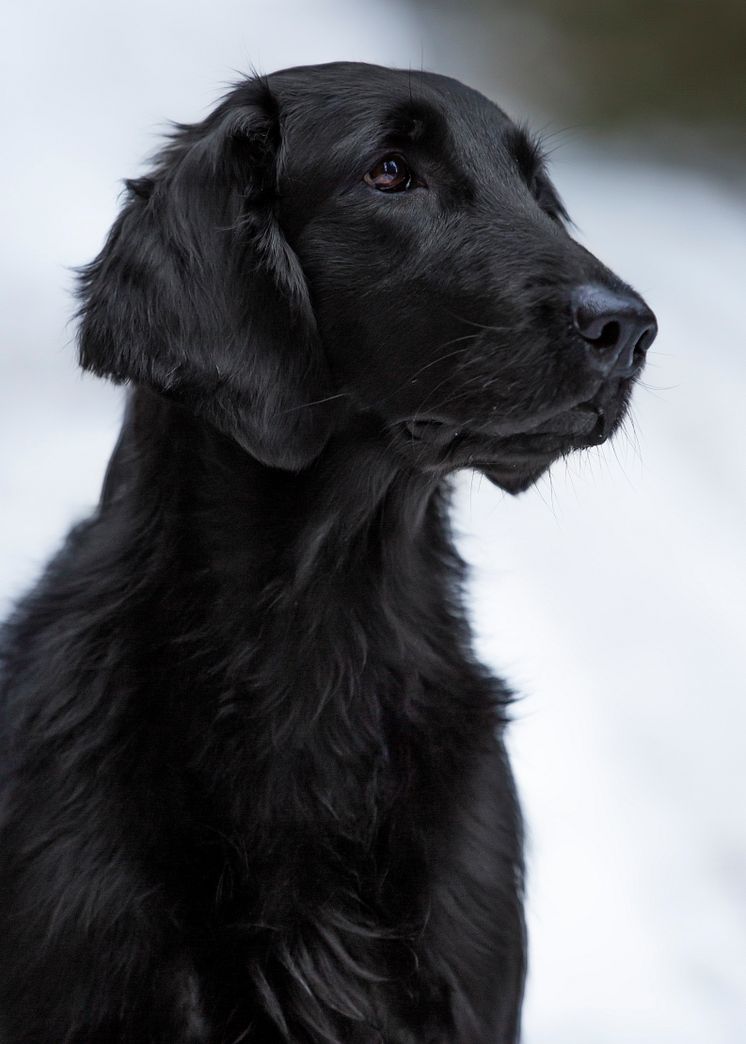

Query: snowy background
left=2, top=2, right=745, bottom=1040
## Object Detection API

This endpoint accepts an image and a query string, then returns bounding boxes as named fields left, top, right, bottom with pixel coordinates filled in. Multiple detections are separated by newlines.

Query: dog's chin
left=391, top=392, right=629, bottom=494
left=479, top=462, right=554, bottom=495
left=467, top=418, right=607, bottom=493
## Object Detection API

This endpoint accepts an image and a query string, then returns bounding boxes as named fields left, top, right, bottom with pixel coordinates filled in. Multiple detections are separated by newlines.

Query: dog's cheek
left=306, top=272, right=464, bottom=418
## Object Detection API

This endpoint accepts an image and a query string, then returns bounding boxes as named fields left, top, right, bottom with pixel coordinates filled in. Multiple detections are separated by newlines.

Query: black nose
left=571, top=284, right=657, bottom=377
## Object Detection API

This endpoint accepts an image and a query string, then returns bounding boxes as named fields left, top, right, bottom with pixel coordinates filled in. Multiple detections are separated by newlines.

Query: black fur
left=0, top=63, right=655, bottom=1042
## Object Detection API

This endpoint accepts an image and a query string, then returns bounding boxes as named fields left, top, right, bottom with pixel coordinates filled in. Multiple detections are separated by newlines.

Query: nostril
left=589, top=320, right=621, bottom=351
left=632, top=328, right=652, bottom=369
left=635, top=325, right=656, bottom=355
left=571, top=284, right=657, bottom=377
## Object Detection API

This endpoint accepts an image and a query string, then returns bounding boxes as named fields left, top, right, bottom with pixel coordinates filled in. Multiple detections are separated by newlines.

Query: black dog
left=0, top=62, right=656, bottom=1042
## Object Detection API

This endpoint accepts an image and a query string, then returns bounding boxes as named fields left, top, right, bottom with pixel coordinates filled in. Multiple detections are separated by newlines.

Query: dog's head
left=78, top=62, right=656, bottom=492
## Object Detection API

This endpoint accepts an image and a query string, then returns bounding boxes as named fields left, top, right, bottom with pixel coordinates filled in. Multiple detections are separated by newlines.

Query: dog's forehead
left=268, top=62, right=516, bottom=169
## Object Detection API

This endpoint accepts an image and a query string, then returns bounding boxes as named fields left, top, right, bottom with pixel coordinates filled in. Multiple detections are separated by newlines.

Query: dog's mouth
left=392, top=392, right=625, bottom=493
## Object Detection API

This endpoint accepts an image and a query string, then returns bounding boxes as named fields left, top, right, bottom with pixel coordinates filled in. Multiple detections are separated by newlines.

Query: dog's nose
left=571, top=284, right=657, bottom=377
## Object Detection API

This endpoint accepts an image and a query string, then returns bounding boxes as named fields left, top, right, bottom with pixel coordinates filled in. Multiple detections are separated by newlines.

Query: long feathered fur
left=0, top=61, right=654, bottom=1043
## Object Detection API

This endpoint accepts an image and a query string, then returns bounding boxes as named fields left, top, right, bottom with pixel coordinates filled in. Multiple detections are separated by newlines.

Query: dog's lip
left=518, top=402, right=610, bottom=446
left=401, top=417, right=462, bottom=445
left=399, top=401, right=609, bottom=457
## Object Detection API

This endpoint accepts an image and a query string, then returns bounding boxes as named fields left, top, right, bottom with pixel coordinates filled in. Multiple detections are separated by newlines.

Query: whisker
left=369, top=336, right=485, bottom=414
left=637, top=381, right=678, bottom=399
left=439, top=312, right=512, bottom=335
left=280, top=392, right=349, bottom=414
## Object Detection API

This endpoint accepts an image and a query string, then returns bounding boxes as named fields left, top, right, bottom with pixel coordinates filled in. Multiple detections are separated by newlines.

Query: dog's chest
left=180, top=668, right=463, bottom=902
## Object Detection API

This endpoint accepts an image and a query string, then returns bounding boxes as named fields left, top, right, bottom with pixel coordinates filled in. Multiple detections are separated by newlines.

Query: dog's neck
left=94, top=389, right=483, bottom=830
left=103, top=389, right=469, bottom=682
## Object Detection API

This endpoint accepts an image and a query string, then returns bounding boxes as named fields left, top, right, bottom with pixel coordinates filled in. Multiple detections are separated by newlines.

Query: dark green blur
left=412, top=0, right=746, bottom=163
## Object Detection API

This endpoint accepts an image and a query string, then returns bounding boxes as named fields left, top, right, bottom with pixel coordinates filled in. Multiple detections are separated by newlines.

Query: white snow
left=2, top=3, right=745, bottom=1040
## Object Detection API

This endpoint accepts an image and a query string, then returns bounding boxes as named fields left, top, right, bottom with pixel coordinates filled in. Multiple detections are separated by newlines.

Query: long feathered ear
left=76, top=80, right=334, bottom=470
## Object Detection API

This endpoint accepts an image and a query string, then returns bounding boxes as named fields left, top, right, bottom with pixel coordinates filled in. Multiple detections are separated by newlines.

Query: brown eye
left=364, top=155, right=414, bottom=192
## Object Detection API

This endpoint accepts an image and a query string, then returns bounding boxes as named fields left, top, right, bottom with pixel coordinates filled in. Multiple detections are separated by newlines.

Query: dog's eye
left=364, top=155, right=414, bottom=192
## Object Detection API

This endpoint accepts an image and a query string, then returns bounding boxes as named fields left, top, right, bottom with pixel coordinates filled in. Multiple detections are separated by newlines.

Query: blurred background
left=1, top=2, right=744, bottom=1040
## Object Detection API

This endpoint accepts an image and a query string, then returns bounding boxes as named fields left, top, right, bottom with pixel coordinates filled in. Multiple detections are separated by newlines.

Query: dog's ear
left=77, top=81, right=333, bottom=469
